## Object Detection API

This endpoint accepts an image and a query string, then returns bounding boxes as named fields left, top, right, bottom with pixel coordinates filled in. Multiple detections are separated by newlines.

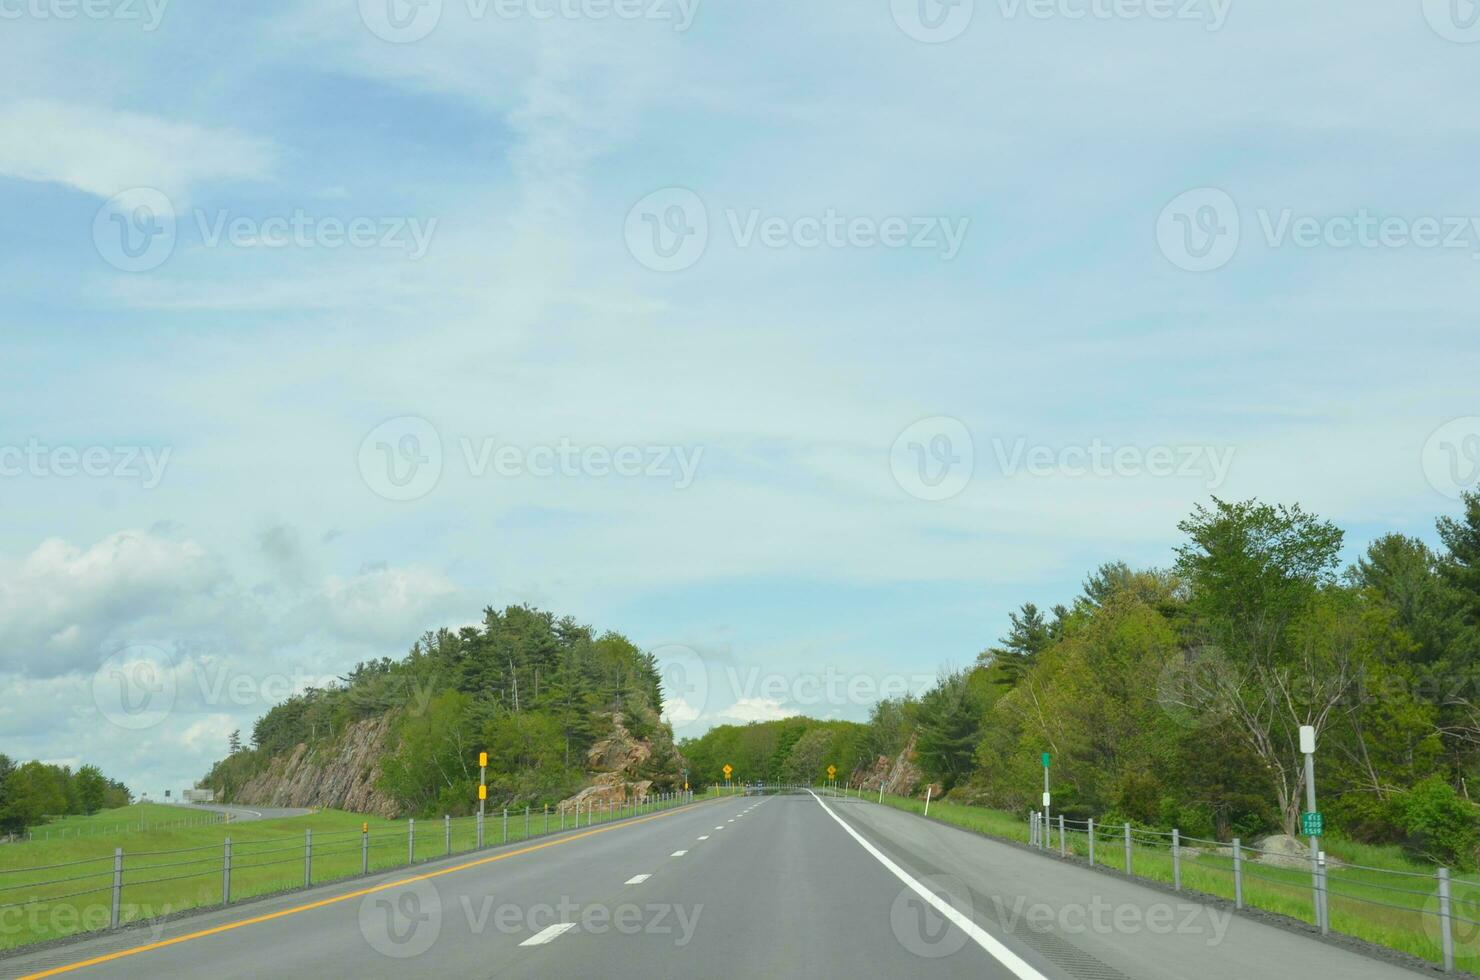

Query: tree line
left=875, top=493, right=1480, bottom=868
left=0, top=755, right=131, bottom=835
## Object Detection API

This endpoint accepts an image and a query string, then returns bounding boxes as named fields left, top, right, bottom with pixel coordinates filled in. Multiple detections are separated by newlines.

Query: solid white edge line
left=520, top=922, right=577, bottom=946
left=806, top=790, right=1048, bottom=980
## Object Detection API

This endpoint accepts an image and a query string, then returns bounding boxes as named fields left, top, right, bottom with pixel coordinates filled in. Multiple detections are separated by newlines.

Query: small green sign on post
left=1301, top=811, right=1324, bottom=837
left=1042, top=753, right=1051, bottom=768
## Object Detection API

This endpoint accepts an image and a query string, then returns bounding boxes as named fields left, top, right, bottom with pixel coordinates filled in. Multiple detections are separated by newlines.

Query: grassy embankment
left=0, top=796, right=691, bottom=951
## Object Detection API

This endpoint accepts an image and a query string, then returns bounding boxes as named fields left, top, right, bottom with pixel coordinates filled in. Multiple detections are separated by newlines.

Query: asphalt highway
left=1, top=792, right=1424, bottom=979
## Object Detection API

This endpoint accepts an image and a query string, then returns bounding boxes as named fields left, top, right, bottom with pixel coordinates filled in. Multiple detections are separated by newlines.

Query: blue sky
left=2, top=0, right=1479, bottom=796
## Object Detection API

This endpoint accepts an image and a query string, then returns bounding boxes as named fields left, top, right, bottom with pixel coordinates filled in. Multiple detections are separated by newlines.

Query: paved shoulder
left=822, top=794, right=1422, bottom=980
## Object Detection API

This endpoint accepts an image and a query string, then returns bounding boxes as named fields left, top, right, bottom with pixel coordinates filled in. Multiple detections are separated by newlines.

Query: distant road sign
left=479, top=751, right=488, bottom=768
left=478, top=785, right=487, bottom=801
left=722, top=764, right=733, bottom=778
left=1042, top=753, right=1051, bottom=768
left=827, top=765, right=837, bottom=778
left=1301, top=811, right=1324, bottom=836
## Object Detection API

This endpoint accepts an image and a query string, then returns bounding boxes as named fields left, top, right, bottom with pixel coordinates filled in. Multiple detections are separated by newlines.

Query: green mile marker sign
left=1301, top=811, right=1324, bottom=836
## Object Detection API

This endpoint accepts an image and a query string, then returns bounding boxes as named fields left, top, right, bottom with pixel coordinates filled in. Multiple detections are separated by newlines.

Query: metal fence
left=19, top=810, right=226, bottom=843
left=0, top=791, right=695, bottom=952
left=1027, top=809, right=1477, bottom=974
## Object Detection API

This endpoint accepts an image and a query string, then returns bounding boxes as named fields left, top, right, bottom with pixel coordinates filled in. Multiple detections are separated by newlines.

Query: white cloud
left=705, top=697, right=799, bottom=726
left=0, top=99, right=275, bottom=200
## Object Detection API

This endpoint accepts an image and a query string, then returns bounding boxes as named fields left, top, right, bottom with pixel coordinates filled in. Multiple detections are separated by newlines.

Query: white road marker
left=807, top=790, right=1049, bottom=980
left=671, top=850, right=688, bottom=856
left=625, top=874, right=651, bottom=884
left=520, top=922, right=576, bottom=946
left=697, top=835, right=709, bottom=840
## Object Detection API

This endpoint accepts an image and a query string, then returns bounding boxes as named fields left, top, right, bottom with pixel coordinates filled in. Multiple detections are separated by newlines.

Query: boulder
left=1254, top=834, right=1312, bottom=868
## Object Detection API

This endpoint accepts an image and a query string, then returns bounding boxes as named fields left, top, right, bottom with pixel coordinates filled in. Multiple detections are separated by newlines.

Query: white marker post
left=1041, top=753, right=1052, bottom=850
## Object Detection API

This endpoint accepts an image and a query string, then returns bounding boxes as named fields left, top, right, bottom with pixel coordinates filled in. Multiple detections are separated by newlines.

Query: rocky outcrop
left=559, top=712, right=683, bottom=810
left=855, top=732, right=925, bottom=797
left=229, top=715, right=400, bottom=818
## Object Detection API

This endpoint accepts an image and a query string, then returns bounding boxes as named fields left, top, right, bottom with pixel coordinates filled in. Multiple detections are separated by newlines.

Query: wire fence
left=0, top=790, right=697, bottom=952
left=13, top=810, right=227, bottom=843
left=1025, top=808, right=1471, bottom=973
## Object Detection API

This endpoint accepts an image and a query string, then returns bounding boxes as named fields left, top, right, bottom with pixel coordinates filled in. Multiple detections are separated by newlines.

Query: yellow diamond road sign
left=827, top=765, right=836, bottom=777
left=722, top=764, right=733, bottom=777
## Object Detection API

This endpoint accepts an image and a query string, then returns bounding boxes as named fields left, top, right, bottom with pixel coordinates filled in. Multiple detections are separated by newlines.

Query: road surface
left=1, top=793, right=1424, bottom=979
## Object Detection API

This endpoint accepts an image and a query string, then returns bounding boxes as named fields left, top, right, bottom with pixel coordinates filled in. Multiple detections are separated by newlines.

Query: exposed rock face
left=230, top=715, right=401, bottom=818
left=558, top=712, right=683, bottom=810
left=855, top=732, right=925, bottom=797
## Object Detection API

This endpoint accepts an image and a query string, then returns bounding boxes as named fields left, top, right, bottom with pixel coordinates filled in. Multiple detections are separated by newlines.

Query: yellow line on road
left=18, top=800, right=718, bottom=980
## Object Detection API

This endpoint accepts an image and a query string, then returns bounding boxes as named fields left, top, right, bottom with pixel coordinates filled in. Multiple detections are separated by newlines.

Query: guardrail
left=1026, top=809, right=1476, bottom=974
left=0, top=790, right=696, bottom=952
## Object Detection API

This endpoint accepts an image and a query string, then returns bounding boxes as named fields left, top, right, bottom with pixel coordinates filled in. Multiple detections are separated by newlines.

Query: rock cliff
left=854, top=731, right=925, bottom=797
left=559, top=712, right=686, bottom=809
left=227, top=714, right=401, bottom=818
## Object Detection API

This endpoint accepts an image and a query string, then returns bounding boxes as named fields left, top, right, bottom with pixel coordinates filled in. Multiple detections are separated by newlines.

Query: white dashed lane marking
left=671, top=850, right=688, bottom=856
left=520, top=923, right=577, bottom=946
left=625, top=874, right=651, bottom=884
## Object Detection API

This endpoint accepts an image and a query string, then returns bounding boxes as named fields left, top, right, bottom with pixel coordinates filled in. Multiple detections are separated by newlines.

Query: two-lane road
left=2, top=793, right=1424, bottom=979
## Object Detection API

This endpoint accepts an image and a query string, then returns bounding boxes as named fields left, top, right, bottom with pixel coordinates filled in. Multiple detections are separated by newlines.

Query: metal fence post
left=1310, top=848, right=1321, bottom=930
left=408, top=818, right=415, bottom=864
left=361, top=826, right=369, bottom=875
left=525, top=806, right=530, bottom=839
left=1440, top=867, right=1455, bottom=972
left=1124, top=823, right=1132, bottom=875
left=304, top=829, right=312, bottom=887
left=223, top=839, right=232, bottom=905
left=1088, top=818, right=1095, bottom=867
left=111, top=847, right=123, bottom=927
left=1059, top=814, right=1066, bottom=856
left=1233, top=838, right=1243, bottom=910
left=545, top=804, right=549, bottom=834
left=1317, top=851, right=1329, bottom=935
left=1172, top=829, right=1181, bottom=891
left=445, top=814, right=452, bottom=856
left=503, top=807, right=508, bottom=843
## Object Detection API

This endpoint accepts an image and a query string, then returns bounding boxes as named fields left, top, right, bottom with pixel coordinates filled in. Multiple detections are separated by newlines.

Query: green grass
left=867, top=791, right=1478, bottom=975
left=21, top=804, right=225, bottom=842
left=0, top=795, right=692, bottom=951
